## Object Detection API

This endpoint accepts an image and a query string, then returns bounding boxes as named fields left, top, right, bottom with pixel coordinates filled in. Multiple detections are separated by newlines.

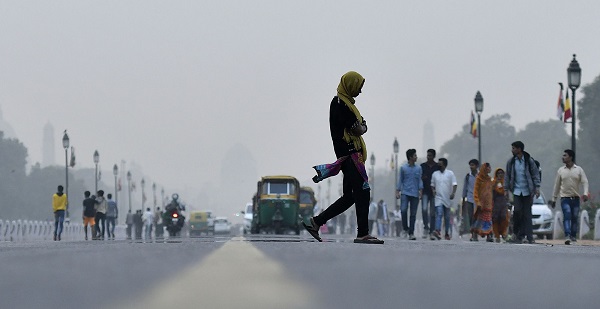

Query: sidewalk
left=538, top=239, right=600, bottom=247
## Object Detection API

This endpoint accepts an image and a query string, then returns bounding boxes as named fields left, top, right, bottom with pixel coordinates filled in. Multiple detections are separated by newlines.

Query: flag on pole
left=69, top=146, right=76, bottom=167
left=470, top=111, right=477, bottom=138
left=556, top=83, right=564, bottom=121
left=564, top=90, right=572, bottom=122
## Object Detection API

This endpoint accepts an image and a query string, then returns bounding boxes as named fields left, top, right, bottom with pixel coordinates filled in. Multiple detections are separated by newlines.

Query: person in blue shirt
left=396, top=149, right=423, bottom=240
left=504, top=141, right=541, bottom=244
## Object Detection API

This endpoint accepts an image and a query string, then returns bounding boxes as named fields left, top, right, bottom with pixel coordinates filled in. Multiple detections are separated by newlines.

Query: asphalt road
left=1, top=233, right=599, bottom=309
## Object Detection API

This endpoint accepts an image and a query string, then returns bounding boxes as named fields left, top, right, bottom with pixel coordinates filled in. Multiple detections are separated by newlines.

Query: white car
left=242, top=203, right=253, bottom=234
left=213, top=217, right=231, bottom=234
left=531, top=194, right=554, bottom=239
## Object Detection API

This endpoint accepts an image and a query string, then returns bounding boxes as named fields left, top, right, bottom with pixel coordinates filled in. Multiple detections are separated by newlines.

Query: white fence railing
left=553, top=210, right=600, bottom=240
left=0, top=220, right=131, bottom=242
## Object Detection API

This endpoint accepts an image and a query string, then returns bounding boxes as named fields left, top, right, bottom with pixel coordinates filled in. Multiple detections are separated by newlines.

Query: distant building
left=423, top=119, right=435, bottom=154
left=42, top=122, right=56, bottom=167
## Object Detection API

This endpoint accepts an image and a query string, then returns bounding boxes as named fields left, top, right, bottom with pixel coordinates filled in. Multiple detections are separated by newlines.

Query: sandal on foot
left=302, top=217, right=322, bottom=242
left=354, top=235, right=384, bottom=244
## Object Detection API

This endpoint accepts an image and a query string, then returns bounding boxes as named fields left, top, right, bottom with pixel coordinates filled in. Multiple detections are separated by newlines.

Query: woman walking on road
left=305, top=71, right=383, bottom=244
left=492, top=168, right=510, bottom=242
left=471, top=163, right=493, bottom=242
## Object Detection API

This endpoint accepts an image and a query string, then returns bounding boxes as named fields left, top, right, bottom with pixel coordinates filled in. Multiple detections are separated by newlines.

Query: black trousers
left=314, top=158, right=370, bottom=237
left=513, top=194, right=533, bottom=241
left=95, top=213, right=106, bottom=238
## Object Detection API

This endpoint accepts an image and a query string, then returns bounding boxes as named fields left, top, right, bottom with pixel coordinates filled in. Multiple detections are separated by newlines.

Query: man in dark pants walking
left=505, top=141, right=541, bottom=244
left=304, top=71, right=383, bottom=244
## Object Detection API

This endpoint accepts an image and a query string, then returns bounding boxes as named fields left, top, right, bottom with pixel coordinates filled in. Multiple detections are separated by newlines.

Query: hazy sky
left=2, top=1, right=600, bottom=214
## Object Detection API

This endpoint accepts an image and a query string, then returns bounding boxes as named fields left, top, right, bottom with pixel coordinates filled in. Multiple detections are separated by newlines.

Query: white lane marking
left=120, top=237, right=313, bottom=309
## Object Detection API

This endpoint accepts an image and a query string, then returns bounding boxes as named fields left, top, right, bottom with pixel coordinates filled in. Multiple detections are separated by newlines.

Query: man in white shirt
left=368, top=199, right=378, bottom=235
left=551, top=149, right=589, bottom=245
left=142, top=207, right=154, bottom=240
left=430, top=158, right=457, bottom=240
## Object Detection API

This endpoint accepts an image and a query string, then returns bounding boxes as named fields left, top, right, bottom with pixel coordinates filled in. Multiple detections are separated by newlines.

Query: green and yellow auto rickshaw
left=188, top=211, right=214, bottom=236
left=250, top=175, right=301, bottom=235
left=299, top=186, right=316, bottom=223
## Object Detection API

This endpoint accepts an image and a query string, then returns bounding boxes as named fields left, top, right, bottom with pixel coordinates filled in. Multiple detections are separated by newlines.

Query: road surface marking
left=118, top=237, right=313, bottom=309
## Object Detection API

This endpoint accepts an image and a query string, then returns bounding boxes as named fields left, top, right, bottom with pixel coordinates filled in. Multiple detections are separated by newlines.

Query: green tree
left=440, top=113, right=516, bottom=176
left=0, top=132, right=28, bottom=219
left=577, top=74, right=600, bottom=197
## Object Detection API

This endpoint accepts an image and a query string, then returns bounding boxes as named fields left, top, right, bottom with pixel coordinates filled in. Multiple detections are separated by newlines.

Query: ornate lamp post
left=62, top=131, right=70, bottom=218
left=93, top=150, right=100, bottom=193
left=141, top=178, right=146, bottom=210
left=113, top=164, right=118, bottom=204
left=127, top=171, right=132, bottom=212
left=474, top=91, right=484, bottom=164
left=393, top=137, right=399, bottom=207
left=567, top=54, right=582, bottom=155
left=152, top=183, right=157, bottom=208
left=370, top=153, right=376, bottom=199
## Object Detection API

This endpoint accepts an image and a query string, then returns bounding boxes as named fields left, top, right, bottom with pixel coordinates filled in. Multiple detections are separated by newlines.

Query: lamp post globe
left=62, top=132, right=70, bottom=149
left=474, top=91, right=484, bottom=164
left=568, top=54, right=581, bottom=90
left=567, top=54, right=582, bottom=155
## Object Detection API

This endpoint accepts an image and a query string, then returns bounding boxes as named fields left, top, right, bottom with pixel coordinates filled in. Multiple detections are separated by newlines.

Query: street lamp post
left=370, top=153, right=376, bottom=199
left=62, top=131, right=70, bottom=218
left=161, top=188, right=165, bottom=207
left=93, top=150, right=100, bottom=193
left=393, top=138, right=399, bottom=207
left=152, top=183, right=157, bottom=208
left=113, top=164, right=118, bottom=204
left=127, top=171, right=132, bottom=212
left=567, top=54, right=582, bottom=155
left=474, top=91, right=484, bottom=164
left=141, top=178, right=146, bottom=210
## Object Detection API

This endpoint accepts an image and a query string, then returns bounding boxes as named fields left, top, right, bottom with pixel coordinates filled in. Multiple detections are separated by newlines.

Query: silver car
left=531, top=194, right=554, bottom=239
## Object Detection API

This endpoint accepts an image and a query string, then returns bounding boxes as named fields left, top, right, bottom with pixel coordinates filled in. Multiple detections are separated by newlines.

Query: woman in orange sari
left=492, top=168, right=510, bottom=242
left=471, top=162, right=493, bottom=241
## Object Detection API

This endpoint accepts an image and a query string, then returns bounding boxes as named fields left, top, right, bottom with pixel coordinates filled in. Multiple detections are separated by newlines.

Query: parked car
left=531, top=194, right=554, bottom=239
left=213, top=217, right=231, bottom=234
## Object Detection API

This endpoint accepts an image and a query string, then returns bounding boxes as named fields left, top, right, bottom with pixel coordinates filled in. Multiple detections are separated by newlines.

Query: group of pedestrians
left=125, top=207, right=164, bottom=240
left=81, top=190, right=118, bottom=240
left=361, top=140, right=589, bottom=246
left=394, top=148, right=458, bottom=241
left=50, top=186, right=168, bottom=241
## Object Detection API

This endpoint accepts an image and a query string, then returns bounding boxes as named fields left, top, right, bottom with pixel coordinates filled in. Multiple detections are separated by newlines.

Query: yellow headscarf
left=337, top=71, right=367, bottom=162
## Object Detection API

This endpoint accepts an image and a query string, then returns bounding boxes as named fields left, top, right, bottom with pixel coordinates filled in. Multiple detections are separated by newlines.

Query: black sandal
left=354, top=235, right=384, bottom=244
left=302, top=218, right=322, bottom=242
